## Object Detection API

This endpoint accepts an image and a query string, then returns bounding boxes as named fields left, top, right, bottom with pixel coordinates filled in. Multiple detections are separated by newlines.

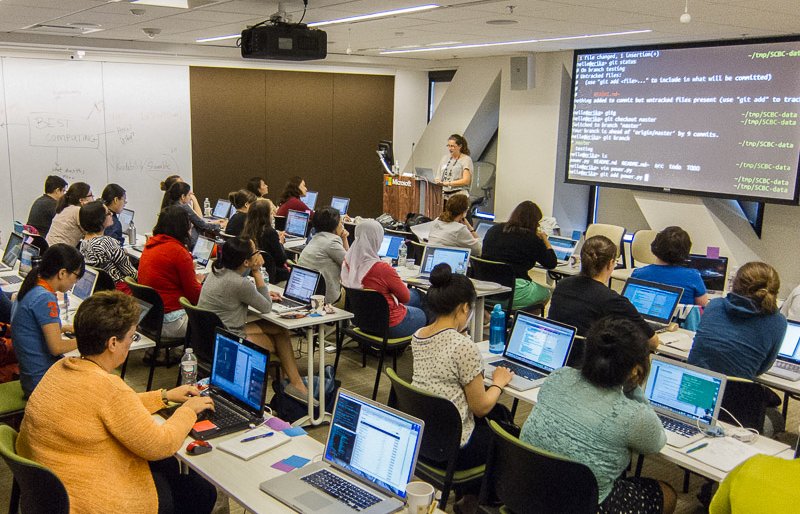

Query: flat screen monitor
left=683, top=254, right=729, bottom=292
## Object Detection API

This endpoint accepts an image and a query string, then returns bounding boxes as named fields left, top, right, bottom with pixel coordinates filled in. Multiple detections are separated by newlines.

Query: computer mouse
left=186, top=440, right=212, bottom=455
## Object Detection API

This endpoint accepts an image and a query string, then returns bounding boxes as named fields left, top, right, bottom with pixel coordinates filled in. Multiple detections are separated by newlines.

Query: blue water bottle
left=489, top=304, right=506, bottom=354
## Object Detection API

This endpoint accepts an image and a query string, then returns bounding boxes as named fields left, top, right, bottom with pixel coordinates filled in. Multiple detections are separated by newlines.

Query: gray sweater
left=297, top=231, right=346, bottom=304
left=197, top=267, right=271, bottom=336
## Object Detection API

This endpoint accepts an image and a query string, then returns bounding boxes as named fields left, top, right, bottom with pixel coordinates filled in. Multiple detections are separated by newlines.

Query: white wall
left=392, top=70, right=429, bottom=172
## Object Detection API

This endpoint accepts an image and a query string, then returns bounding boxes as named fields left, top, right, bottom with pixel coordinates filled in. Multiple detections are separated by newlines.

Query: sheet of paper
left=685, top=437, right=762, bottom=472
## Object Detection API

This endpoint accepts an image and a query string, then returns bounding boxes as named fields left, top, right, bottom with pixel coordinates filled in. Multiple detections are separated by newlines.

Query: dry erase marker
left=686, top=442, right=708, bottom=454
left=241, top=432, right=274, bottom=443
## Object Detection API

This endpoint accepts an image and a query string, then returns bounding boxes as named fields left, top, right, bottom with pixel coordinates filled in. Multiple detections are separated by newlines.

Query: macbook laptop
left=192, top=235, right=216, bottom=270
left=766, top=320, right=800, bottom=381
left=644, top=356, right=727, bottom=448
left=474, top=221, right=494, bottom=241
left=301, top=191, right=319, bottom=210
left=189, top=327, right=269, bottom=440
left=485, top=314, right=577, bottom=391
left=621, top=277, right=683, bottom=333
left=71, top=267, right=98, bottom=302
left=378, top=235, right=404, bottom=260
left=209, top=199, right=232, bottom=220
left=285, top=209, right=311, bottom=245
left=331, top=196, right=350, bottom=216
left=548, top=236, right=579, bottom=265
left=118, top=207, right=134, bottom=229
left=18, top=243, right=40, bottom=278
left=0, top=232, right=23, bottom=271
left=414, top=167, right=435, bottom=181
left=272, top=265, right=321, bottom=313
left=408, top=245, right=471, bottom=286
left=260, top=389, right=424, bottom=514
left=684, top=254, right=729, bottom=292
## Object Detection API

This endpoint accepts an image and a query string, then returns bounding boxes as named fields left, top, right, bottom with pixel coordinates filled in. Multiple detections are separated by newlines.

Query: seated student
left=161, top=181, right=225, bottom=247
left=242, top=198, right=290, bottom=284
left=427, top=194, right=482, bottom=256
left=0, top=285, right=11, bottom=324
left=412, top=263, right=513, bottom=512
left=298, top=206, right=349, bottom=306
left=520, top=317, right=676, bottom=514
left=710, top=454, right=800, bottom=514
left=10, top=244, right=83, bottom=397
left=342, top=220, right=427, bottom=338
left=225, top=188, right=256, bottom=237
left=138, top=205, right=203, bottom=339
left=46, top=182, right=94, bottom=247
left=101, top=183, right=127, bottom=246
left=275, top=175, right=312, bottom=217
left=630, top=226, right=708, bottom=306
left=26, top=175, right=67, bottom=237
left=548, top=235, right=659, bottom=352
left=482, top=201, right=557, bottom=310
left=246, top=176, right=270, bottom=199
left=198, top=237, right=310, bottom=402
left=78, top=200, right=137, bottom=292
left=161, top=174, right=203, bottom=217
left=16, top=291, right=216, bottom=514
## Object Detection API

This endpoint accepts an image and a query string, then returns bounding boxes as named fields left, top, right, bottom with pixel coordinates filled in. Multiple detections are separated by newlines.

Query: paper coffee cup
left=405, top=481, right=434, bottom=514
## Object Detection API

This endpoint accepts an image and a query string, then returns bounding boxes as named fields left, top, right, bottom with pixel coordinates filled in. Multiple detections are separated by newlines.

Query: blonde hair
left=732, top=261, right=780, bottom=314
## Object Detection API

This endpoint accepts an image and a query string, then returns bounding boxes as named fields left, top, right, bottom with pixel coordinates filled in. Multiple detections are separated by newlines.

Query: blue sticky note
left=283, top=455, right=311, bottom=468
left=284, top=427, right=307, bottom=437
left=308, top=312, right=322, bottom=317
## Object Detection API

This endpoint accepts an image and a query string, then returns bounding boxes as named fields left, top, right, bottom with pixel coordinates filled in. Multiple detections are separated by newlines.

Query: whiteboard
left=0, top=61, right=12, bottom=239
left=0, top=57, right=191, bottom=238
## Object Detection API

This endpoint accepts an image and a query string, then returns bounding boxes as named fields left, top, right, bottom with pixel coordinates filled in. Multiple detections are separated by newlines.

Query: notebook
left=766, top=319, right=800, bottom=381
left=0, top=232, right=23, bottom=271
left=548, top=236, right=579, bottom=265
left=217, top=426, right=291, bottom=461
left=192, top=235, right=216, bottom=269
left=285, top=210, right=311, bottom=243
left=621, top=277, right=683, bottom=332
left=409, top=245, right=471, bottom=286
left=485, top=313, right=576, bottom=391
left=260, top=390, right=424, bottom=514
left=644, top=356, right=727, bottom=448
left=211, top=199, right=232, bottom=219
left=301, top=191, right=319, bottom=210
left=189, top=327, right=270, bottom=441
left=684, top=254, right=729, bottom=292
left=70, top=267, right=98, bottom=301
left=118, top=207, right=134, bottom=229
left=18, top=242, right=40, bottom=278
left=377, top=235, right=404, bottom=259
left=272, top=265, right=321, bottom=313
left=331, top=196, right=350, bottom=216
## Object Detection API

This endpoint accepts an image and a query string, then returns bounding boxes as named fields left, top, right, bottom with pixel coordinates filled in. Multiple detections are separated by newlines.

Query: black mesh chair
left=274, top=215, right=287, bottom=232
left=720, top=377, right=769, bottom=433
left=469, top=256, right=546, bottom=317
left=178, top=297, right=224, bottom=377
left=93, top=268, right=117, bottom=292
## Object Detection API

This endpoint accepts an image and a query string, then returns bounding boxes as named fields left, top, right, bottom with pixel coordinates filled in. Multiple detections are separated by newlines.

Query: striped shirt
left=78, top=236, right=137, bottom=283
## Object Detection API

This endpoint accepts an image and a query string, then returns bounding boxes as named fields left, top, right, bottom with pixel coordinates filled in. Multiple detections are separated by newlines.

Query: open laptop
left=548, top=236, right=579, bottom=265
left=70, top=267, right=98, bottom=302
left=644, top=356, right=727, bottom=448
left=474, top=221, right=494, bottom=241
left=118, top=207, right=134, bottom=229
left=407, top=245, right=471, bottom=286
left=260, top=389, right=424, bottom=514
left=485, top=313, right=577, bottom=391
left=0, top=232, right=23, bottom=271
left=18, top=243, right=40, bottom=278
left=272, top=265, right=321, bottom=313
left=331, top=196, right=350, bottom=216
left=766, top=319, right=800, bottom=381
left=378, top=235, right=404, bottom=259
left=284, top=209, right=311, bottom=246
left=414, top=167, right=435, bottom=181
left=189, top=327, right=270, bottom=440
left=208, top=199, right=232, bottom=220
left=301, top=191, right=319, bottom=210
left=684, top=254, right=729, bottom=292
left=621, top=277, right=683, bottom=333
left=192, top=235, right=215, bottom=270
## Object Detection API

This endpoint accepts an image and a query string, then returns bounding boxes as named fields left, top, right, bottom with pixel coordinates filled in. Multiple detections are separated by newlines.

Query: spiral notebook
left=217, top=427, right=291, bottom=461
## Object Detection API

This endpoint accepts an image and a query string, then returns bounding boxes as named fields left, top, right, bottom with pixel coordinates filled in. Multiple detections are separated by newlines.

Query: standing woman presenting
left=436, top=134, right=473, bottom=200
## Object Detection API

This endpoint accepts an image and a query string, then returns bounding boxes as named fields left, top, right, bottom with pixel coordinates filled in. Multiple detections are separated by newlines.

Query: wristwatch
left=160, top=388, right=169, bottom=405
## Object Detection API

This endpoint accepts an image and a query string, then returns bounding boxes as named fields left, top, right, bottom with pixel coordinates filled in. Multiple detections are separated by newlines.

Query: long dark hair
left=279, top=176, right=304, bottom=205
left=426, top=263, right=476, bottom=319
left=230, top=189, right=256, bottom=210
left=101, top=183, right=126, bottom=206
left=214, top=236, right=254, bottom=272
left=160, top=181, right=191, bottom=210
left=56, top=182, right=91, bottom=213
left=242, top=199, right=273, bottom=246
left=153, top=205, right=192, bottom=247
left=449, top=134, right=470, bottom=156
left=160, top=175, right=181, bottom=192
left=18, top=244, right=85, bottom=301
left=504, top=201, right=543, bottom=234
left=246, top=176, right=267, bottom=198
left=582, top=317, right=651, bottom=388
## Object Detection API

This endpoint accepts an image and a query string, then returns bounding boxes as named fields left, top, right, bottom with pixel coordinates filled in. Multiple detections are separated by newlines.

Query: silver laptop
left=301, top=191, right=319, bottom=210
left=18, top=242, right=40, bottom=278
left=767, top=319, right=800, bottom=381
left=272, top=265, right=321, bottom=313
left=0, top=232, right=23, bottom=271
left=485, top=314, right=576, bottom=391
left=644, top=356, right=727, bottom=448
left=118, top=208, right=134, bottom=229
left=407, top=245, right=471, bottom=286
left=474, top=221, right=494, bottom=241
left=208, top=199, right=232, bottom=220
left=621, top=277, right=683, bottom=333
left=192, top=235, right=215, bottom=270
left=331, top=196, right=350, bottom=216
left=414, top=167, right=435, bottom=181
left=71, top=266, right=98, bottom=301
left=284, top=209, right=311, bottom=244
left=260, top=390, right=424, bottom=514
left=548, top=236, right=578, bottom=265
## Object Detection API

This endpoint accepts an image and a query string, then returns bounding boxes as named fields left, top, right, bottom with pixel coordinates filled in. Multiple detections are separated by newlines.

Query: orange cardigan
left=17, top=358, right=196, bottom=513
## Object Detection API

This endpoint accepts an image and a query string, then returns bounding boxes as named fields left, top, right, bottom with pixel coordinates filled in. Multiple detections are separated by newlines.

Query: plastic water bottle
left=489, top=304, right=506, bottom=354
left=62, top=291, right=70, bottom=323
left=203, top=197, right=211, bottom=217
left=397, top=241, right=407, bottom=267
left=127, top=220, right=137, bottom=246
left=260, top=266, right=269, bottom=284
left=727, top=266, right=738, bottom=292
left=181, top=348, right=198, bottom=385
left=456, top=261, right=465, bottom=275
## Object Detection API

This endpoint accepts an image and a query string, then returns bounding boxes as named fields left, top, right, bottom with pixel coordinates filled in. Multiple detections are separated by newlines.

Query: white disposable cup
left=406, top=258, right=416, bottom=270
left=405, top=481, right=435, bottom=514
left=310, top=295, right=325, bottom=314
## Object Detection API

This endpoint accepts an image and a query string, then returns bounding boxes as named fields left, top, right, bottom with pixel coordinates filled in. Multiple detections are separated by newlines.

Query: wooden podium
left=382, top=175, right=443, bottom=221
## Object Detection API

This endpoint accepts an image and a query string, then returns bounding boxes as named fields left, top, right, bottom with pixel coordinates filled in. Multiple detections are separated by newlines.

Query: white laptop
left=70, top=266, right=98, bottom=302
left=474, top=221, right=494, bottom=241
left=272, top=265, right=321, bottom=313
left=301, top=191, right=319, bottom=210
left=331, top=196, right=350, bottom=216
left=485, top=313, right=577, bottom=391
left=260, top=389, right=424, bottom=514
left=378, top=235, right=404, bottom=259
left=766, top=319, right=800, bottom=381
left=192, top=236, right=215, bottom=270
left=407, top=245, right=471, bottom=286
left=414, top=167, right=435, bottom=181
left=0, top=232, right=23, bottom=271
left=621, top=277, right=683, bottom=333
left=284, top=209, right=311, bottom=246
left=209, top=199, right=232, bottom=220
left=644, top=356, right=727, bottom=448
left=548, top=236, right=579, bottom=265
left=118, top=207, right=134, bottom=229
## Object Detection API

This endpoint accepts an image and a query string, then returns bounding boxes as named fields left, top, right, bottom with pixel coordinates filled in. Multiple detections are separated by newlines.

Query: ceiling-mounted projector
left=241, top=22, right=327, bottom=61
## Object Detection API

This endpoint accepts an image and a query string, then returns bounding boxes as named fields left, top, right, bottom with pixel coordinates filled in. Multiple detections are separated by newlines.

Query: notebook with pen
left=217, top=426, right=290, bottom=460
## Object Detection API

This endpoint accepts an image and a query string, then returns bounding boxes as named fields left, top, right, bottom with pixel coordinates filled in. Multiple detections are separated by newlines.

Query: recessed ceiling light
left=486, top=19, right=518, bottom=25
left=308, top=4, right=439, bottom=28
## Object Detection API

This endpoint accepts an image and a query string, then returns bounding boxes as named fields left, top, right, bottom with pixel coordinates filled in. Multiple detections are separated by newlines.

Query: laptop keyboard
left=647, top=321, right=669, bottom=333
left=658, top=414, right=700, bottom=438
left=1, top=275, right=21, bottom=284
left=197, top=395, right=249, bottom=428
left=277, top=297, right=306, bottom=309
left=493, top=361, right=545, bottom=381
left=301, top=469, right=381, bottom=511
left=775, top=360, right=800, bottom=373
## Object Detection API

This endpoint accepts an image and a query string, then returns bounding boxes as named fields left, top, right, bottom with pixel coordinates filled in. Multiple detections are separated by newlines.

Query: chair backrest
left=93, top=268, right=117, bottom=292
left=179, top=297, right=224, bottom=368
left=630, top=230, right=658, bottom=266
left=720, top=377, right=768, bottom=433
left=385, top=228, right=417, bottom=243
left=0, top=425, right=69, bottom=514
left=386, top=368, right=463, bottom=465
left=566, top=335, right=586, bottom=368
left=343, top=222, right=357, bottom=246
left=471, top=161, right=495, bottom=197
left=585, top=223, right=626, bottom=259
left=344, top=287, right=390, bottom=337
left=407, top=240, right=427, bottom=265
left=29, top=235, right=49, bottom=253
left=274, top=215, right=286, bottom=231
left=481, top=420, right=598, bottom=514
left=468, top=256, right=515, bottom=311
left=124, top=277, right=166, bottom=341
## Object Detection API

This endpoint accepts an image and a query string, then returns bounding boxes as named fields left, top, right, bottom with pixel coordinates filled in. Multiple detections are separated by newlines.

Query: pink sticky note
left=707, top=246, right=720, bottom=259
left=271, top=461, right=296, bottom=473
left=266, top=417, right=292, bottom=431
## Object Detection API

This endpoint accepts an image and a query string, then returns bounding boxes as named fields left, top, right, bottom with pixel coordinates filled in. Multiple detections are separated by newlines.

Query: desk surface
left=395, top=265, right=512, bottom=298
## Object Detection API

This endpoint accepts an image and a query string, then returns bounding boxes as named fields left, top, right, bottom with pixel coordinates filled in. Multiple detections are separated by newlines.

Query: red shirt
left=361, top=262, right=410, bottom=327
left=137, top=234, right=201, bottom=313
left=276, top=196, right=312, bottom=218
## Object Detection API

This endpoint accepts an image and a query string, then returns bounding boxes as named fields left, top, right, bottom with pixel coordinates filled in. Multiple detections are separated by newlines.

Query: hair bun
left=429, top=263, right=453, bottom=287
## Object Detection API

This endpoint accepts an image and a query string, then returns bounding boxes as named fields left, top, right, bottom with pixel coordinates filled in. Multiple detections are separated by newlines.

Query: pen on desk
left=240, top=432, right=274, bottom=443
left=686, top=442, right=708, bottom=454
